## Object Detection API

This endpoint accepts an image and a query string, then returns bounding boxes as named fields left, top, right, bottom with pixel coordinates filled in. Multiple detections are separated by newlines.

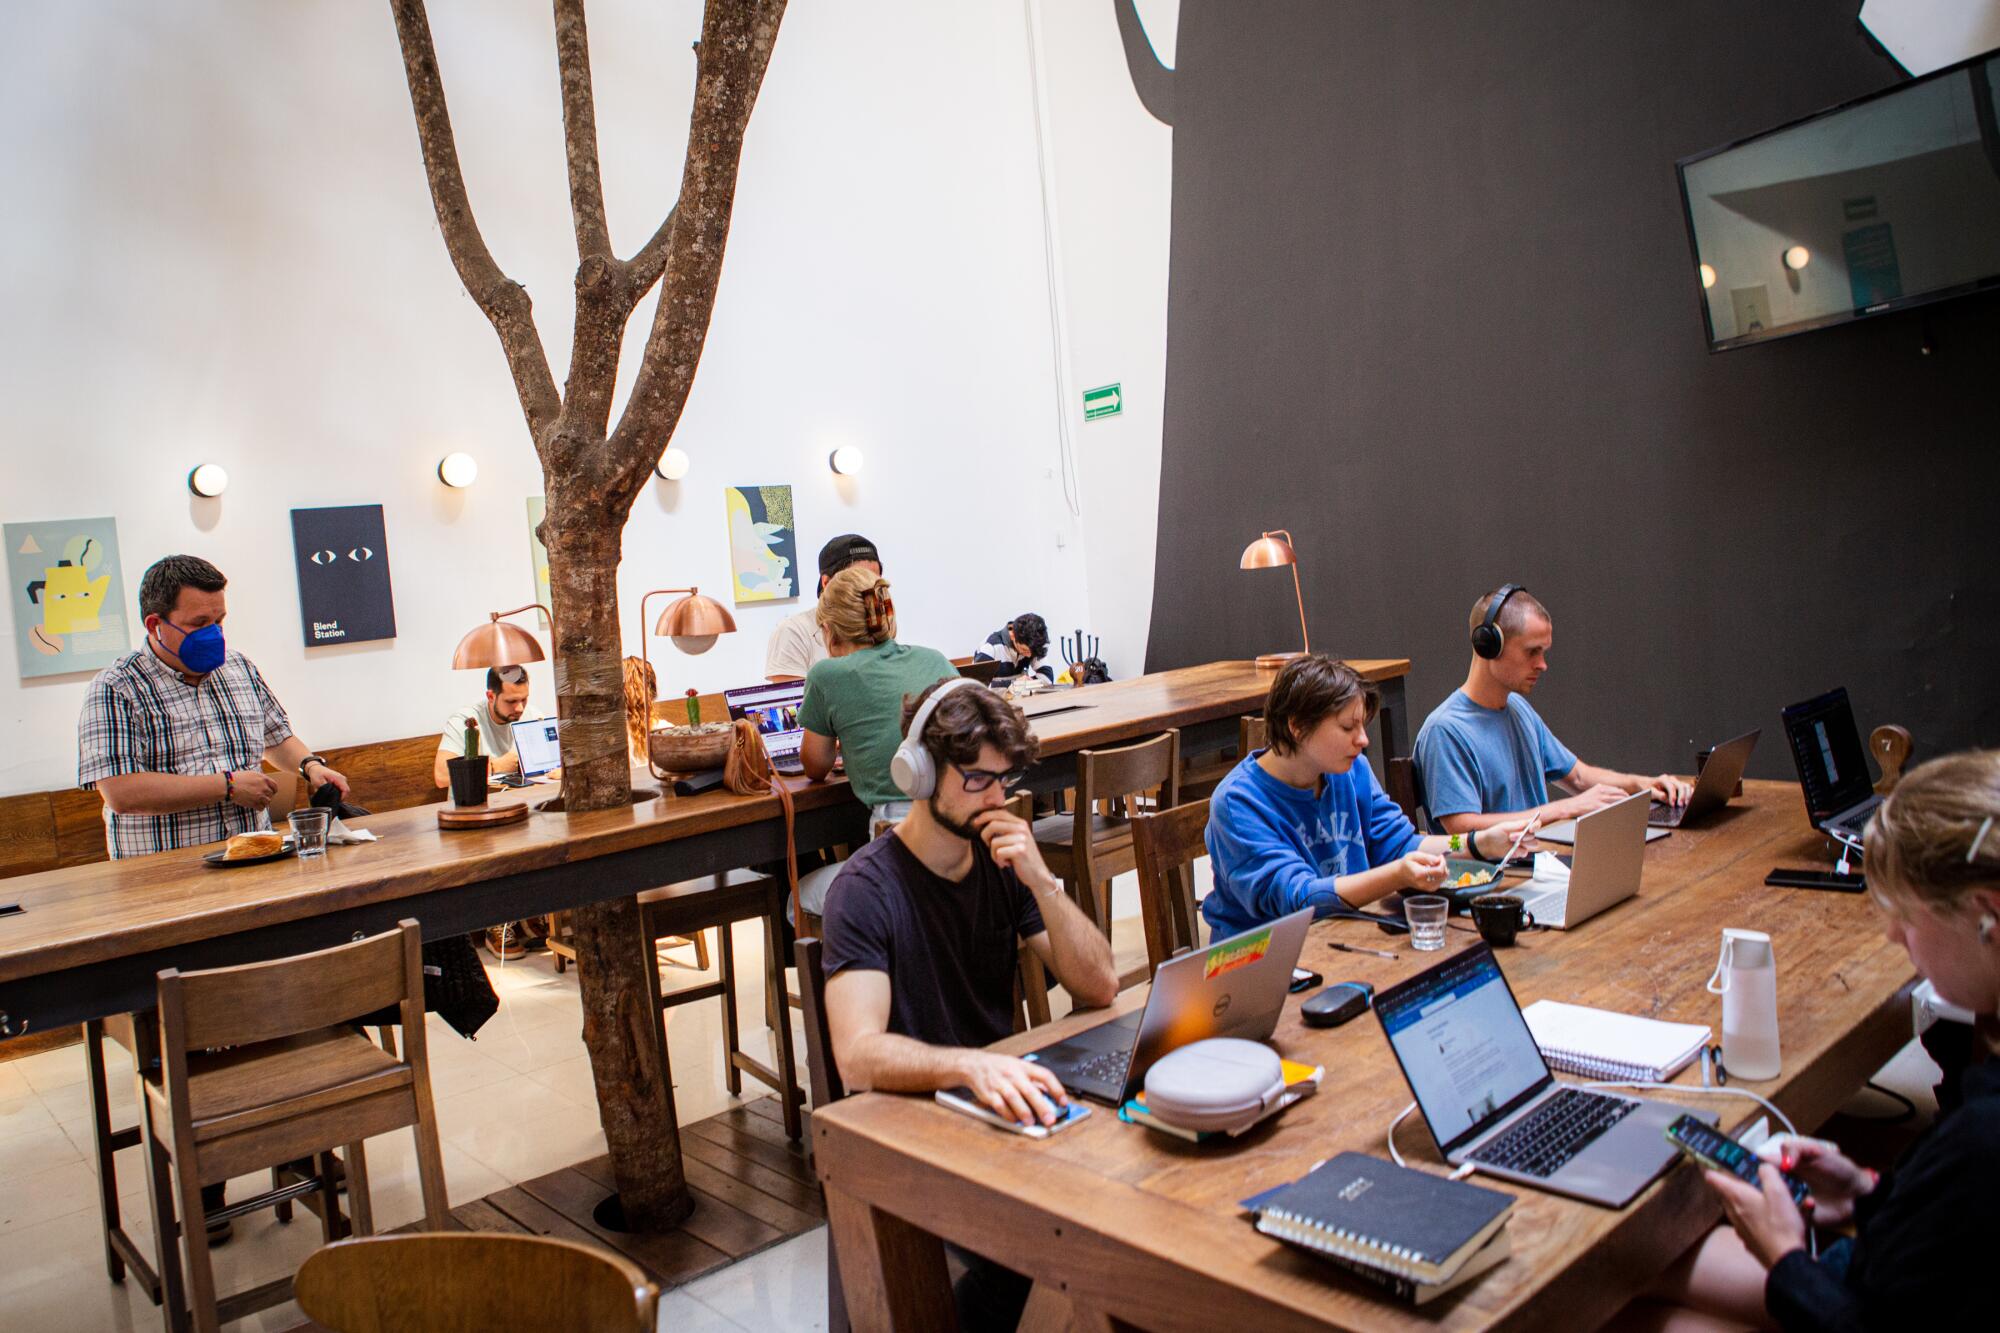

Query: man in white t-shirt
left=765, top=532, right=882, bottom=681
left=432, top=664, right=531, bottom=788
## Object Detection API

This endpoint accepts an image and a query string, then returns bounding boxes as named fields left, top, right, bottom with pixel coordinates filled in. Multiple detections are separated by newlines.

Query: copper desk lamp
left=637, top=587, right=737, bottom=781
left=451, top=603, right=552, bottom=669
left=1240, top=530, right=1311, bottom=670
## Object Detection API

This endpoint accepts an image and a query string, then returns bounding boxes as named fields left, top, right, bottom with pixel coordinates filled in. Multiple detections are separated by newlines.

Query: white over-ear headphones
left=891, top=677, right=980, bottom=799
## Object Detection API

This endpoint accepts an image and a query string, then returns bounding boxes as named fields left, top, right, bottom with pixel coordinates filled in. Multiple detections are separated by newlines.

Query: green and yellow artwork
left=6, top=516, right=130, bottom=678
left=725, top=484, right=798, bottom=604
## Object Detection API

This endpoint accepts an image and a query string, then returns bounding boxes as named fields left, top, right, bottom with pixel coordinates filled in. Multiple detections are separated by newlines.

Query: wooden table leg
left=1019, top=1282, right=1138, bottom=1333
left=825, top=1182, right=957, bottom=1332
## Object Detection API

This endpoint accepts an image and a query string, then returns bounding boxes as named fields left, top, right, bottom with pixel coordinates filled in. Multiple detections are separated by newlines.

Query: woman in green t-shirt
left=793, top=566, right=957, bottom=919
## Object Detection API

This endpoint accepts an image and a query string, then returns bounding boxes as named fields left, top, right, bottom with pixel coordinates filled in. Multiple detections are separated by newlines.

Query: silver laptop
left=1024, top=908, right=1312, bottom=1104
left=723, top=680, right=806, bottom=774
left=1539, top=730, right=1761, bottom=841
left=507, top=717, right=562, bottom=783
left=1512, top=790, right=1649, bottom=929
left=1374, top=943, right=1714, bottom=1207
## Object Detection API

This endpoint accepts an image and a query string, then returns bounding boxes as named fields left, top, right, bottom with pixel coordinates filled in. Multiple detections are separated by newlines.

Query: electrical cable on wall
left=1022, top=0, right=1084, bottom=519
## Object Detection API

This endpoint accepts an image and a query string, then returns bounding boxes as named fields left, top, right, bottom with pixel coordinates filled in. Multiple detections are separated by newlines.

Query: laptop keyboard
left=1472, top=1088, right=1635, bottom=1178
left=1068, top=1049, right=1131, bottom=1089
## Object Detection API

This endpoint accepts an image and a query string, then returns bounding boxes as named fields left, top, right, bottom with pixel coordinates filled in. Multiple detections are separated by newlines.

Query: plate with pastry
left=202, top=831, right=296, bottom=867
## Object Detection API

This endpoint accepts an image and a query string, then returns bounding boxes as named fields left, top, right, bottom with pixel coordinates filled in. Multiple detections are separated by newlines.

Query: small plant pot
left=447, top=755, right=490, bottom=807
left=648, top=722, right=733, bottom=773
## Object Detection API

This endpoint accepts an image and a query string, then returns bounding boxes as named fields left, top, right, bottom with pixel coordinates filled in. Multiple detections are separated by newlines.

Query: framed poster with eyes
left=290, top=504, right=397, bottom=647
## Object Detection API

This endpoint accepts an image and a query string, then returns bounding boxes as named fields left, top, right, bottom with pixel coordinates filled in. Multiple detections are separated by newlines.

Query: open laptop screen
left=510, top=718, right=563, bottom=778
left=1781, top=687, right=1871, bottom=822
left=1374, top=946, right=1551, bottom=1157
left=724, top=680, right=806, bottom=763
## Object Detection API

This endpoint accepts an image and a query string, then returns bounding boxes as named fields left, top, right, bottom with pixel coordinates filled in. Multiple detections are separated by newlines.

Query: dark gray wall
left=1143, top=0, right=1999, bottom=778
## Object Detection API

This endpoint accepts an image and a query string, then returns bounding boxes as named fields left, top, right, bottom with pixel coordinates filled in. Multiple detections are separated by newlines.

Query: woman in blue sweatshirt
left=1203, top=655, right=1535, bottom=940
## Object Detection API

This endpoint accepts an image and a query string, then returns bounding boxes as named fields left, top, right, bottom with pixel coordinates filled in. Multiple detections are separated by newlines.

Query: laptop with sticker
left=1023, top=908, right=1312, bottom=1104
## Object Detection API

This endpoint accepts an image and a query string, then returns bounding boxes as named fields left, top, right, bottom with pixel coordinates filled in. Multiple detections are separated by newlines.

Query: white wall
left=0, top=0, right=1095, bottom=796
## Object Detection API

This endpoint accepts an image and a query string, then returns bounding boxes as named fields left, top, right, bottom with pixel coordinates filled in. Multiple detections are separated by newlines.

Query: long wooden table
left=812, top=781, right=1916, bottom=1331
left=0, top=658, right=1407, bottom=1042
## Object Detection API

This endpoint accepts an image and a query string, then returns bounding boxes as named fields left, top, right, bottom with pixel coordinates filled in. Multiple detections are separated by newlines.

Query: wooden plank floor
left=419, top=1096, right=823, bottom=1290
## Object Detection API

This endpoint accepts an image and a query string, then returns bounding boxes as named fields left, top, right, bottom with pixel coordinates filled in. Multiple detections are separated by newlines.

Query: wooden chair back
left=1240, top=715, right=1267, bottom=754
left=1384, top=756, right=1423, bottom=827
left=1870, top=724, right=1913, bottom=795
left=294, top=1232, right=658, bottom=1332
left=794, top=937, right=845, bottom=1106
left=1132, top=799, right=1211, bottom=972
left=1076, top=730, right=1182, bottom=821
left=158, top=922, right=424, bottom=1054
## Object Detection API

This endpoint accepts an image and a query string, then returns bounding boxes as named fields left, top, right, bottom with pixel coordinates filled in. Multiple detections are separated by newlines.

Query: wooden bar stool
left=142, top=919, right=451, bottom=1333
left=639, top=869, right=806, bottom=1142
left=296, top=1232, right=658, bottom=1332
left=1132, top=798, right=1213, bottom=973
left=794, top=937, right=852, bottom=1333
left=1029, top=730, right=1180, bottom=996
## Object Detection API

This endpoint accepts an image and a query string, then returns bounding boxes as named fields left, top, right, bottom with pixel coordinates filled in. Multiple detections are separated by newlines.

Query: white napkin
left=327, top=817, right=378, bottom=845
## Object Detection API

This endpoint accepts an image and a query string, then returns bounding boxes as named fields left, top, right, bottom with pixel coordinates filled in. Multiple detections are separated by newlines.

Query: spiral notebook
left=1521, top=1000, right=1711, bottom=1082
left=1251, top=1152, right=1514, bottom=1286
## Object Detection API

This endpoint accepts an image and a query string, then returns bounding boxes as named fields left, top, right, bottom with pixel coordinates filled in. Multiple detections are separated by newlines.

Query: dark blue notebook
left=1251, top=1152, right=1514, bottom=1284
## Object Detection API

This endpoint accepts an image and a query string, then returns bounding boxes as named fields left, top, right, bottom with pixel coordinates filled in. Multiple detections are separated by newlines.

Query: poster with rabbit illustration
left=290, top=505, right=397, bottom=646
left=6, top=516, right=129, bottom=678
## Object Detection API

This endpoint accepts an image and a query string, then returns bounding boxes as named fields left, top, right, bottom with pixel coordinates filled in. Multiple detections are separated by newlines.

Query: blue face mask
left=163, top=621, right=226, bottom=674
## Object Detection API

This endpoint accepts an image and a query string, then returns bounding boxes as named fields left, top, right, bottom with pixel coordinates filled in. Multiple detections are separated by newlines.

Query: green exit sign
left=1083, top=383, right=1123, bottom=421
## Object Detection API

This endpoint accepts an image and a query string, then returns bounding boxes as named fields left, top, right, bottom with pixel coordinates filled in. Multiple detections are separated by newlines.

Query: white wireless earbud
left=1979, top=914, right=1996, bottom=946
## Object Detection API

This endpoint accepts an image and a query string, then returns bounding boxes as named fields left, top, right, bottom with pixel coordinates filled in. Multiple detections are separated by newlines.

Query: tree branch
left=607, top=0, right=787, bottom=496
left=553, top=0, right=613, bottom=261
left=390, top=0, right=561, bottom=443
left=626, top=205, right=679, bottom=296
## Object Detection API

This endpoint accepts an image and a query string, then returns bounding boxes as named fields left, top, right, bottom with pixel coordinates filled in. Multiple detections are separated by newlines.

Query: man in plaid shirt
left=78, top=554, right=351, bottom=858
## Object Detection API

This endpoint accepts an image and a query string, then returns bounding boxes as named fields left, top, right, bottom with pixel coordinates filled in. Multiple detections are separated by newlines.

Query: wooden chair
left=1131, top=798, right=1212, bottom=973
left=143, top=919, right=451, bottom=1333
left=1180, top=714, right=1265, bottom=803
left=794, top=937, right=851, bottom=1333
left=1871, top=724, right=1913, bottom=794
left=1030, top=730, right=1180, bottom=993
left=1383, top=756, right=1424, bottom=828
left=639, top=870, right=805, bottom=1141
left=294, top=1232, right=657, bottom=1332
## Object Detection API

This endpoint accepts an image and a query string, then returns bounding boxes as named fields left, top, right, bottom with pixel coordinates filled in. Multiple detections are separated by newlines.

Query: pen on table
left=1326, top=940, right=1397, bottom=960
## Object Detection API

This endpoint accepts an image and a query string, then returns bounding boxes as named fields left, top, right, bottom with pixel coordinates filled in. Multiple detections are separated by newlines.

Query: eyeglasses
left=954, top=764, right=1025, bottom=794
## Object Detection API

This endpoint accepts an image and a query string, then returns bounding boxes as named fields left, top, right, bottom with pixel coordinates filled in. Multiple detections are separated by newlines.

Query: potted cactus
left=446, top=719, right=489, bottom=806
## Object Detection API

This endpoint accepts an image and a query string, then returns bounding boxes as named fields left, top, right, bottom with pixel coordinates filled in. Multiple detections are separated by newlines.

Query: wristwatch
left=298, top=754, right=329, bottom=784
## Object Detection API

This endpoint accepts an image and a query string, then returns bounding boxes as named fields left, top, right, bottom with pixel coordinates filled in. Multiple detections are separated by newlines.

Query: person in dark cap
left=765, top=532, right=881, bottom=682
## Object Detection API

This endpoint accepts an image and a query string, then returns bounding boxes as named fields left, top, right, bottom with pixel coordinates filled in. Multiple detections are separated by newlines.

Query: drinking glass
left=1404, top=894, right=1449, bottom=951
left=287, top=807, right=331, bottom=859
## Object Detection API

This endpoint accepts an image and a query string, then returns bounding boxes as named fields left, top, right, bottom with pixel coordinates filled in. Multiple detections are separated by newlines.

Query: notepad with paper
left=1522, top=999, right=1711, bottom=1082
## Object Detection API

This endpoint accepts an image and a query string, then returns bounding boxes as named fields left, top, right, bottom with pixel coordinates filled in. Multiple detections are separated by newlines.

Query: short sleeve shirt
left=1414, top=689, right=1578, bottom=818
left=821, top=832, right=1046, bottom=1051
left=77, top=648, right=295, bottom=858
left=764, top=603, right=826, bottom=679
left=797, top=640, right=958, bottom=807
left=438, top=700, right=518, bottom=760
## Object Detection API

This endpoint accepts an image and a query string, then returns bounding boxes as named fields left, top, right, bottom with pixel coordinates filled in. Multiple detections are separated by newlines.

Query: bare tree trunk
left=389, top=0, right=787, bottom=1229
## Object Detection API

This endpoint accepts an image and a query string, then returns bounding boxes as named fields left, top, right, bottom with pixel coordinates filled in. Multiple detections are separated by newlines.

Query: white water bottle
left=1706, top=928, right=1781, bottom=1080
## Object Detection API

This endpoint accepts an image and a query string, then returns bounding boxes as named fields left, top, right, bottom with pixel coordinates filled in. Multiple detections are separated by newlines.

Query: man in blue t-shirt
left=1414, top=586, right=1692, bottom=836
left=1203, top=656, right=1534, bottom=940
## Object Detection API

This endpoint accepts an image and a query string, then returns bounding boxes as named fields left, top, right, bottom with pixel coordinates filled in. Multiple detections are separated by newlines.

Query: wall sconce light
left=829, top=445, right=865, bottom=476
left=187, top=463, right=230, bottom=498
left=1782, top=246, right=1810, bottom=271
left=437, top=452, right=479, bottom=488
left=1699, top=263, right=1717, bottom=290
left=655, top=447, right=691, bottom=481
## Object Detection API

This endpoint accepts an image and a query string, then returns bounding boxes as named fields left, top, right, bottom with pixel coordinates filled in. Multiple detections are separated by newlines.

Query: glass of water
left=1404, top=894, right=1450, bottom=951
left=287, top=807, right=331, bottom=859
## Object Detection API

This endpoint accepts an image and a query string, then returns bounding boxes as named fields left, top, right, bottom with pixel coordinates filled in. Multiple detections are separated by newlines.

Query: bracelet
left=222, top=770, right=234, bottom=802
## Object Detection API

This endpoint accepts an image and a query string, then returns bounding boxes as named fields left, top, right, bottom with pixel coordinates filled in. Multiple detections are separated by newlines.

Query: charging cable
left=1827, top=828, right=1864, bottom=875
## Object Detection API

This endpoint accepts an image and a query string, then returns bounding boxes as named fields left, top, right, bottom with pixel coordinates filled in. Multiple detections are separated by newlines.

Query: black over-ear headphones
left=1471, top=584, right=1524, bottom=660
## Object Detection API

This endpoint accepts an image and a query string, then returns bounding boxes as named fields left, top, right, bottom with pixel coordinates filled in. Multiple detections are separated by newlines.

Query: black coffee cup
left=446, top=754, right=489, bottom=808
left=1471, top=893, right=1534, bottom=947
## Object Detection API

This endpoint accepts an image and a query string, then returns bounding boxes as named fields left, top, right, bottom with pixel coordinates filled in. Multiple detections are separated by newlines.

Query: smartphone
left=935, top=1087, right=1090, bottom=1138
left=1664, top=1114, right=1810, bottom=1204
left=1290, top=967, right=1324, bottom=994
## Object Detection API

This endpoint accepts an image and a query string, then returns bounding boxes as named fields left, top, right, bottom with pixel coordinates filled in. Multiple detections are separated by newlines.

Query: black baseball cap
left=817, top=533, right=880, bottom=578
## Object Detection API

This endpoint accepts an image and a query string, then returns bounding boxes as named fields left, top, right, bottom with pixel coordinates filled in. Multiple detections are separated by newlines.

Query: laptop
left=958, top=658, right=1008, bottom=685
left=723, top=681, right=807, bottom=775
left=1781, top=687, right=1881, bottom=841
left=1510, top=790, right=1649, bottom=930
left=1024, top=908, right=1312, bottom=1104
left=506, top=717, right=563, bottom=784
left=1537, top=729, right=1761, bottom=841
left=1374, top=943, right=1713, bottom=1206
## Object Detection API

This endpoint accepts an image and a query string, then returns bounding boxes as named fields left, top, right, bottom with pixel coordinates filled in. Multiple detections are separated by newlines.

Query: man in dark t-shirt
left=822, top=678, right=1117, bottom=1333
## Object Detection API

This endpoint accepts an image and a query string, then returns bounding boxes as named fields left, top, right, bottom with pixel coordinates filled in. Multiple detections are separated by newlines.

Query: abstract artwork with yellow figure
left=725, top=484, right=798, bottom=604
left=7, top=518, right=130, bottom=678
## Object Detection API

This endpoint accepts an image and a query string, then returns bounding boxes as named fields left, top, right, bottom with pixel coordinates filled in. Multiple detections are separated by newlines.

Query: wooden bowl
left=648, top=722, right=733, bottom=772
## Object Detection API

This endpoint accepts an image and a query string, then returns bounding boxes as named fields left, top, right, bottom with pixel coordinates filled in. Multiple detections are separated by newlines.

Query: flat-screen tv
left=1677, top=49, right=2000, bottom=351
